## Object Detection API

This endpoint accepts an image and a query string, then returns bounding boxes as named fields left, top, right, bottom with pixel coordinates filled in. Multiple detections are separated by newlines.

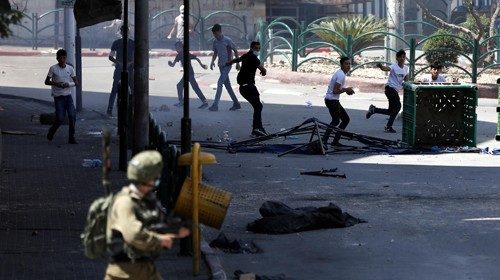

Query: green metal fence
left=10, top=9, right=249, bottom=50
left=256, top=18, right=500, bottom=83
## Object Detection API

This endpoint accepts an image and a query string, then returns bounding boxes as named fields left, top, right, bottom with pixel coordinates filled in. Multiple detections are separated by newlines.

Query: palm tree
left=310, top=15, right=386, bottom=58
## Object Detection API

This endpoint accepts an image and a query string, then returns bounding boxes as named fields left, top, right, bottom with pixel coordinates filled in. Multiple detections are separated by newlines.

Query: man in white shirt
left=166, top=5, right=185, bottom=42
left=322, top=56, right=355, bottom=147
left=420, top=61, right=447, bottom=83
left=44, top=49, right=79, bottom=144
left=366, top=49, right=409, bottom=133
left=208, top=23, right=241, bottom=111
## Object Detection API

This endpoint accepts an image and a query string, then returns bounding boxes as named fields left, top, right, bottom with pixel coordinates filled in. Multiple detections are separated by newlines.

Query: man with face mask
left=227, top=41, right=268, bottom=137
left=105, top=150, right=190, bottom=280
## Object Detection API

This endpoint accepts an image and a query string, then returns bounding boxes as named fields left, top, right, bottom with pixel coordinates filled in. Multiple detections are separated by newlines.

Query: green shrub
left=422, top=29, right=461, bottom=65
left=310, top=15, right=386, bottom=57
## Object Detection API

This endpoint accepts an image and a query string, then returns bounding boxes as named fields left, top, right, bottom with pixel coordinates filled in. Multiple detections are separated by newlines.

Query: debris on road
left=234, top=270, right=287, bottom=280
left=209, top=232, right=261, bottom=254
left=1, top=130, right=37, bottom=135
left=300, top=168, right=346, bottom=178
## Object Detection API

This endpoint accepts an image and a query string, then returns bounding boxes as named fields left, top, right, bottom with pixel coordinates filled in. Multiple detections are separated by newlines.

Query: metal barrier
left=148, top=113, right=183, bottom=210
left=9, top=8, right=249, bottom=50
left=256, top=18, right=500, bottom=83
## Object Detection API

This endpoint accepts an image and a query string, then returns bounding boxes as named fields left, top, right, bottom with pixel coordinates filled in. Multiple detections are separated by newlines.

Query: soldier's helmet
left=127, top=150, right=163, bottom=182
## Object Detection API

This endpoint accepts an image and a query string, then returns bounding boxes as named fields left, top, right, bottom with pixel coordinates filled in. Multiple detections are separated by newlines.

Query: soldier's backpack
left=81, top=193, right=115, bottom=259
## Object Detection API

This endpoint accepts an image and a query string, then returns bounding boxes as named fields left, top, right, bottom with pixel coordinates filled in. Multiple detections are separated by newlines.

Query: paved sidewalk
left=0, top=95, right=210, bottom=279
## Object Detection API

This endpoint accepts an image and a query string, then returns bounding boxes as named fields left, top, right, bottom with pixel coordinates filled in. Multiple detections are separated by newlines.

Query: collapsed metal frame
left=167, top=118, right=401, bottom=157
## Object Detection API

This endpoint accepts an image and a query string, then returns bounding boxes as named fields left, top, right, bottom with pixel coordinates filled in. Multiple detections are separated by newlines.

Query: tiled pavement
left=0, top=96, right=210, bottom=279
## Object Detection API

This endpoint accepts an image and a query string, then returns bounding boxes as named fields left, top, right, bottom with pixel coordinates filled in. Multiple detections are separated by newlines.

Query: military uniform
left=104, top=151, right=166, bottom=280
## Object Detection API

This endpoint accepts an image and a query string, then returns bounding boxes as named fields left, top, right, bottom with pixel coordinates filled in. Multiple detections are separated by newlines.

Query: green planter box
left=402, top=82, right=478, bottom=147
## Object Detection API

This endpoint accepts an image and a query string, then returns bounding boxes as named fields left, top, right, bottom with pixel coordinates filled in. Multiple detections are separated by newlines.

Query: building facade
left=1, top=0, right=496, bottom=49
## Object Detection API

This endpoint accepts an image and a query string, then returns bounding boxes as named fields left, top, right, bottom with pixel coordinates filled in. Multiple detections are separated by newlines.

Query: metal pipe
left=181, top=0, right=192, bottom=155
left=119, top=0, right=129, bottom=171
left=133, top=0, right=150, bottom=154
left=75, top=28, right=82, bottom=111
left=191, top=143, right=200, bottom=275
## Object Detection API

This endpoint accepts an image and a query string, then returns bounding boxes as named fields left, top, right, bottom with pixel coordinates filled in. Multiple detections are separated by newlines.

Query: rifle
left=148, top=202, right=191, bottom=238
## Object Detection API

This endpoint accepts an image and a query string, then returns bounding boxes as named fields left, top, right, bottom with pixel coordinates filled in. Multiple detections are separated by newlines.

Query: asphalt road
left=1, top=55, right=499, bottom=280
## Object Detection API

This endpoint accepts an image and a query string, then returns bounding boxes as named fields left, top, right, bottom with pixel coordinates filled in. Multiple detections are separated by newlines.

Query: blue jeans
left=213, top=65, right=239, bottom=106
left=108, top=70, right=134, bottom=114
left=48, top=95, right=76, bottom=139
left=176, top=68, right=207, bottom=103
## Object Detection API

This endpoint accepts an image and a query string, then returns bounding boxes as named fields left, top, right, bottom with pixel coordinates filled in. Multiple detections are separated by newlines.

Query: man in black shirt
left=107, top=25, right=134, bottom=116
left=227, top=41, right=268, bottom=137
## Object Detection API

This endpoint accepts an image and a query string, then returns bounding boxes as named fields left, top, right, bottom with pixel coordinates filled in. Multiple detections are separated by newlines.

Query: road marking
left=463, top=218, right=500, bottom=221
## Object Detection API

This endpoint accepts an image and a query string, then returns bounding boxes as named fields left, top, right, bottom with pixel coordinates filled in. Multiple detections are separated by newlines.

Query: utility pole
left=61, top=0, right=82, bottom=111
left=54, top=1, right=60, bottom=49
left=118, top=0, right=129, bottom=171
left=181, top=0, right=191, bottom=155
left=75, top=28, right=82, bottom=111
left=63, top=3, right=75, bottom=67
left=179, top=0, right=193, bottom=259
left=385, top=0, right=399, bottom=63
left=133, top=0, right=149, bottom=155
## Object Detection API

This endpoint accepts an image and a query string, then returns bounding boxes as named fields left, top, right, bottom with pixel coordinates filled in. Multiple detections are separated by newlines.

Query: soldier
left=105, top=150, right=190, bottom=280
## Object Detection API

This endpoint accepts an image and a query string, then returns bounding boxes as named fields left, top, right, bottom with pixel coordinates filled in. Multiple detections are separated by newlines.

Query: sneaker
left=229, top=103, right=241, bottom=111
left=251, top=128, right=268, bottom=137
left=366, top=104, right=376, bottom=119
left=68, top=138, right=78, bottom=144
left=208, top=105, right=218, bottom=111
left=173, top=102, right=183, bottom=107
left=198, top=102, right=209, bottom=109
left=384, top=126, right=397, bottom=133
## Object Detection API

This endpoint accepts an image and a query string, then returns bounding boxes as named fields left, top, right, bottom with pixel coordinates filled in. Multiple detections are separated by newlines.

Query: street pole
left=133, top=0, right=149, bottom=155
left=181, top=0, right=191, bottom=156
left=75, top=28, right=82, bottom=111
left=179, top=0, right=194, bottom=261
left=386, top=0, right=398, bottom=64
left=118, top=0, right=129, bottom=171
left=64, top=4, right=76, bottom=106
left=54, top=1, right=60, bottom=49
left=64, top=6, right=76, bottom=67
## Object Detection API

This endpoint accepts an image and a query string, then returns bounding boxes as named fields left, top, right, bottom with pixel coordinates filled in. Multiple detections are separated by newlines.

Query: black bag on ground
left=247, top=201, right=366, bottom=234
